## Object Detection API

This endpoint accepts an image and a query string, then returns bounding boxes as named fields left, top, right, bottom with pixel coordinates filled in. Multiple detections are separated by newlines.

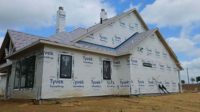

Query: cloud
left=60, top=0, right=116, bottom=27
left=192, top=34, right=200, bottom=43
left=0, top=0, right=116, bottom=31
left=141, top=0, right=200, bottom=27
left=167, top=37, right=195, bottom=54
left=0, top=0, right=55, bottom=30
left=180, top=58, right=200, bottom=82
left=124, top=2, right=142, bottom=12
left=182, top=58, right=200, bottom=70
left=167, top=34, right=200, bottom=58
left=166, top=29, right=200, bottom=81
left=166, top=19, right=200, bottom=58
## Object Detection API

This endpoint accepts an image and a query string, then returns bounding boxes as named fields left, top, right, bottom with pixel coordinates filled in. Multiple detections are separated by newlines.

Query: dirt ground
left=0, top=93, right=200, bottom=112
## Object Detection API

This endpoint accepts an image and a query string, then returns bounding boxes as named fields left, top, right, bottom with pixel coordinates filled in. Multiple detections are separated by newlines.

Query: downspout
left=129, top=56, right=132, bottom=96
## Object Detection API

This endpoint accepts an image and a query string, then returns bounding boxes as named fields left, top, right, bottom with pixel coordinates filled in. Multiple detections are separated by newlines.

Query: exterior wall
left=114, top=56, right=131, bottom=95
left=7, top=49, right=44, bottom=99
left=6, top=34, right=181, bottom=99
left=82, top=12, right=147, bottom=48
left=130, top=33, right=180, bottom=94
left=0, top=74, right=6, bottom=96
left=41, top=45, right=131, bottom=99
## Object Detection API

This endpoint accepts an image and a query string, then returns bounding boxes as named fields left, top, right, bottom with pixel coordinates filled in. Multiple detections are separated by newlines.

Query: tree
left=190, top=77, right=195, bottom=84
left=196, top=76, right=200, bottom=83
left=181, top=80, right=185, bottom=84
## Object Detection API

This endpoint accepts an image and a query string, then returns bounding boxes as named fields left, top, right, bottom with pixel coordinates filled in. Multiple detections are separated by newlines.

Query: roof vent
left=100, top=9, right=107, bottom=24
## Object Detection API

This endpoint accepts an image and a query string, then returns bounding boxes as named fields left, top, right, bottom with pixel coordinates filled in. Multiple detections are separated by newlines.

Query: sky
left=0, top=0, right=200, bottom=83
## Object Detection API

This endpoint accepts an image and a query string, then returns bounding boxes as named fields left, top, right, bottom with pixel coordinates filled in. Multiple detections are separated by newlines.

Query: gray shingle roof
left=116, top=29, right=155, bottom=54
left=6, top=28, right=155, bottom=55
left=7, top=30, right=41, bottom=50
left=49, top=28, right=87, bottom=45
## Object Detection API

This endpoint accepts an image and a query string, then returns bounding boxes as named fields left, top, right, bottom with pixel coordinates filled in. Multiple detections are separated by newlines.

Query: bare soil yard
left=0, top=93, right=199, bottom=112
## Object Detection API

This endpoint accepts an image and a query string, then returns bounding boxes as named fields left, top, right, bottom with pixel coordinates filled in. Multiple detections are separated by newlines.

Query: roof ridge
left=69, top=27, right=86, bottom=33
left=86, top=8, right=137, bottom=30
left=7, top=29, right=45, bottom=39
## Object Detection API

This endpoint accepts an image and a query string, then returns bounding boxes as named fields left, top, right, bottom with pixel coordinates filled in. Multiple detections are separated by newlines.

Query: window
left=60, top=55, right=72, bottom=78
left=25, top=56, right=36, bottom=88
left=20, top=59, right=27, bottom=88
left=14, top=62, right=21, bottom=89
left=143, top=62, right=152, bottom=68
left=14, top=56, right=36, bottom=89
left=103, top=61, right=111, bottom=80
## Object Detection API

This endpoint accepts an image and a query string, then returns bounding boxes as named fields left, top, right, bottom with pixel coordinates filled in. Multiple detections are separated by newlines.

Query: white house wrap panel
left=82, top=12, right=146, bottom=48
left=130, top=33, right=179, bottom=94
left=41, top=46, right=131, bottom=99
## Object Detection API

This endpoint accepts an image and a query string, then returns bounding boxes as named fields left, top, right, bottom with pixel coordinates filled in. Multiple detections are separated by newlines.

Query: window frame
left=103, top=60, right=111, bottom=80
left=60, top=54, right=73, bottom=79
left=143, top=62, right=152, bottom=68
left=13, top=55, right=36, bottom=90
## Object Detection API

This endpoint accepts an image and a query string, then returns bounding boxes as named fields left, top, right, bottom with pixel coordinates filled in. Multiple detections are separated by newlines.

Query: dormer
left=0, top=32, right=15, bottom=64
left=4, top=37, right=14, bottom=56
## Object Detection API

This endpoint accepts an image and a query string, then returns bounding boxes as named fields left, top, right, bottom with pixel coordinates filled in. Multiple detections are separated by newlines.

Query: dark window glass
left=20, top=59, right=27, bottom=88
left=14, top=61, right=21, bottom=89
left=103, top=61, right=111, bottom=80
left=143, top=62, right=152, bottom=68
left=60, top=55, right=72, bottom=78
left=25, top=56, right=36, bottom=88
left=13, top=56, right=36, bottom=89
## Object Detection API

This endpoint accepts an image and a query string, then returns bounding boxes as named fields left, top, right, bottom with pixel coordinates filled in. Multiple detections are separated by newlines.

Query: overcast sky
left=0, top=0, right=200, bottom=82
